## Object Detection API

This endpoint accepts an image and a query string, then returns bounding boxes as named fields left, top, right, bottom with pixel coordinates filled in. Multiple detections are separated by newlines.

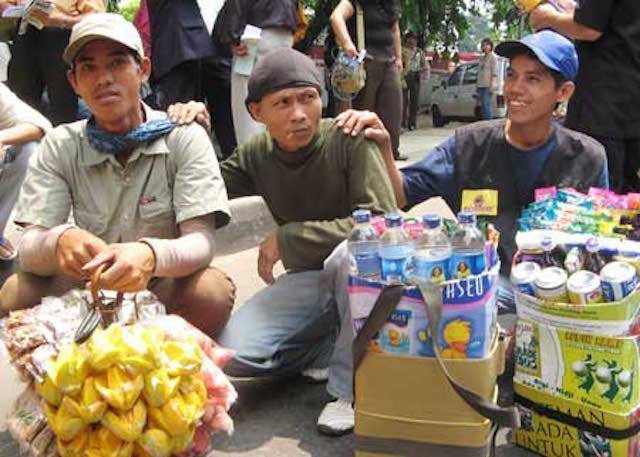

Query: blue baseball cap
left=495, top=30, right=579, bottom=82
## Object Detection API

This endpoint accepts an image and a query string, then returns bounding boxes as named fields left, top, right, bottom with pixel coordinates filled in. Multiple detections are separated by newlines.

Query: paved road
left=0, top=114, right=536, bottom=456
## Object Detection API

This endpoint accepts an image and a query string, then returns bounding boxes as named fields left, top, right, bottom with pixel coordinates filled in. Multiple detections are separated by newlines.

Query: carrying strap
left=355, top=1, right=365, bottom=53
left=353, top=284, right=520, bottom=430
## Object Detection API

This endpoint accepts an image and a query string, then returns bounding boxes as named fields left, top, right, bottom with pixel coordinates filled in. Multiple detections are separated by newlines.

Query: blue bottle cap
left=422, top=213, right=441, bottom=229
left=457, top=212, right=476, bottom=224
left=352, top=209, right=371, bottom=224
left=384, top=212, right=403, bottom=228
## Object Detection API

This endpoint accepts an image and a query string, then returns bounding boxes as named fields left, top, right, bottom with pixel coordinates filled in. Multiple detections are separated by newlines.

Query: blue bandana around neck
left=86, top=117, right=177, bottom=155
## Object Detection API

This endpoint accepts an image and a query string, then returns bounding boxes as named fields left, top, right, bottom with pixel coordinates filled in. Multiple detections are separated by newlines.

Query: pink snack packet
left=535, top=186, right=557, bottom=202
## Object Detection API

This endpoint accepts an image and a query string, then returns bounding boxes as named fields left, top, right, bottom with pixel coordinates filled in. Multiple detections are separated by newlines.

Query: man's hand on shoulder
left=167, top=101, right=211, bottom=130
left=81, top=242, right=156, bottom=292
left=258, top=232, right=281, bottom=285
left=56, top=227, right=108, bottom=279
left=336, top=109, right=394, bottom=160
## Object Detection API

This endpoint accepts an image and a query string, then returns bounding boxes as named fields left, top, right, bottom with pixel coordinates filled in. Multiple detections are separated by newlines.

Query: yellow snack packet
left=119, top=325, right=156, bottom=375
left=57, top=432, right=89, bottom=457
left=95, top=365, right=144, bottom=411
left=50, top=397, right=88, bottom=442
left=36, top=373, right=62, bottom=407
left=170, top=425, right=195, bottom=454
left=147, top=392, right=197, bottom=437
left=161, top=340, right=202, bottom=376
left=101, top=399, right=147, bottom=443
left=86, top=325, right=125, bottom=372
left=86, top=426, right=134, bottom=457
left=54, top=344, right=89, bottom=396
left=61, top=377, right=107, bottom=424
left=135, top=428, right=172, bottom=457
left=142, top=369, right=180, bottom=408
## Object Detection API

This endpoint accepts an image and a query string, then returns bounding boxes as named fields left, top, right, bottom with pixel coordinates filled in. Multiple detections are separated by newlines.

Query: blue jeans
left=217, top=243, right=354, bottom=401
left=478, top=87, right=492, bottom=120
left=0, top=142, right=37, bottom=236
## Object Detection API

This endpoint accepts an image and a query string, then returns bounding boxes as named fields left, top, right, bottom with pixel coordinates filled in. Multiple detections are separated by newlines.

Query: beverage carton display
left=514, top=382, right=640, bottom=457
left=348, top=264, right=499, bottom=360
left=515, top=320, right=640, bottom=416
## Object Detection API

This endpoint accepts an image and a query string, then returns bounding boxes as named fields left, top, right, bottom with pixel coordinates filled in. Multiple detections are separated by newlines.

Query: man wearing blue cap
left=339, top=31, right=608, bottom=293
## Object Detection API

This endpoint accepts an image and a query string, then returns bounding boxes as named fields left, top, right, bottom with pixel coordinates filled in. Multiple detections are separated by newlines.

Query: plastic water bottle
left=348, top=209, right=380, bottom=279
left=413, top=214, right=452, bottom=283
left=379, top=212, right=414, bottom=283
left=450, top=212, right=486, bottom=278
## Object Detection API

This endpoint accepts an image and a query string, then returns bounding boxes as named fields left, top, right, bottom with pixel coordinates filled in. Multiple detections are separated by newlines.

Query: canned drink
left=600, top=261, right=638, bottom=302
left=567, top=270, right=602, bottom=304
left=534, top=267, right=569, bottom=303
left=511, top=262, right=541, bottom=297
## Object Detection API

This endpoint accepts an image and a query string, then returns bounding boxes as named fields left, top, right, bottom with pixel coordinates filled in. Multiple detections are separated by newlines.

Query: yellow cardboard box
left=354, top=338, right=506, bottom=456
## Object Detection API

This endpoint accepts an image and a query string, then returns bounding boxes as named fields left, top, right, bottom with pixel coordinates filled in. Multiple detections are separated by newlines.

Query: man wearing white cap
left=0, top=13, right=236, bottom=338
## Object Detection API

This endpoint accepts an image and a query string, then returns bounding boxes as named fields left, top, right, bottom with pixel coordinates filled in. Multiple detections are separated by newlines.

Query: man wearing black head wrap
left=216, top=46, right=396, bottom=436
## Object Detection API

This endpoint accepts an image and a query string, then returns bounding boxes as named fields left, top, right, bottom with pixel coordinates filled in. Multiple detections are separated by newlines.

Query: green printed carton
left=515, top=320, right=640, bottom=416
left=513, top=382, right=640, bottom=457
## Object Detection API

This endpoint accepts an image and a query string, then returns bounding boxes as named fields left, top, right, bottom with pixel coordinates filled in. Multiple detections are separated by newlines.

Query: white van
left=430, top=58, right=508, bottom=127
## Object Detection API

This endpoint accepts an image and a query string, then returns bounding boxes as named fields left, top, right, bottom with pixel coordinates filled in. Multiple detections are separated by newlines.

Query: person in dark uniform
left=337, top=31, right=608, bottom=308
left=530, top=0, right=640, bottom=192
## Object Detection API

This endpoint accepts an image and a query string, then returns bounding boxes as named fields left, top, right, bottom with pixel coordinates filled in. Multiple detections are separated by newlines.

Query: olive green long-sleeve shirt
left=221, top=119, right=397, bottom=271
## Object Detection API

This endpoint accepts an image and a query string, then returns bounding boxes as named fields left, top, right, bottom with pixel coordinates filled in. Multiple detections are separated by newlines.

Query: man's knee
left=160, top=268, right=236, bottom=339
left=0, top=272, right=46, bottom=315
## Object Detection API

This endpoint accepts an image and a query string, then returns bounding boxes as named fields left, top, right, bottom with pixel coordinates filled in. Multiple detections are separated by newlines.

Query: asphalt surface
left=0, top=114, right=536, bottom=456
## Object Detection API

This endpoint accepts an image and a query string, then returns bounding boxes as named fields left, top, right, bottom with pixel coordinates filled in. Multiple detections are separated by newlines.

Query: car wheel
left=432, top=105, right=445, bottom=127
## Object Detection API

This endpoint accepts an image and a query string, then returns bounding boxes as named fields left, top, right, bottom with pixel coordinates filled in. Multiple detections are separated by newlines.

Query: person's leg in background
left=374, top=61, right=403, bottom=160
left=40, top=28, right=78, bottom=125
left=592, top=136, right=625, bottom=193
left=8, top=28, right=45, bottom=116
left=232, top=28, right=293, bottom=146
left=401, top=83, right=408, bottom=129
left=150, top=60, right=200, bottom=110
left=478, top=87, right=492, bottom=120
left=408, top=71, right=420, bottom=130
left=0, top=143, right=37, bottom=238
left=202, top=58, right=237, bottom=159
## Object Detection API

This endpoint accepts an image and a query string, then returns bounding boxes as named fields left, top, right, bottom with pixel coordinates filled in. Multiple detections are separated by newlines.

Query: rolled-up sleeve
left=168, top=124, right=231, bottom=229
left=14, top=134, right=72, bottom=228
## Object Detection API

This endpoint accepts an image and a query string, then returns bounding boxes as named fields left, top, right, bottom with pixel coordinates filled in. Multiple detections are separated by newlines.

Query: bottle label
left=450, top=252, right=486, bottom=279
left=355, top=252, right=380, bottom=277
left=381, top=256, right=411, bottom=282
left=414, top=257, right=450, bottom=283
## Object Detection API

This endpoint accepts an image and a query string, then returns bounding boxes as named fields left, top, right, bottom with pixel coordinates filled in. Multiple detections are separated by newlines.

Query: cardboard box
left=354, top=337, right=506, bottom=456
left=514, top=383, right=640, bottom=457
left=515, top=320, right=640, bottom=416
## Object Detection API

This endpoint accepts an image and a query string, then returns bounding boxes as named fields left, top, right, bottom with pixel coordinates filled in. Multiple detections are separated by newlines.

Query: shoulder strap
left=419, top=281, right=520, bottom=429
left=353, top=282, right=520, bottom=429
left=355, top=1, right=365, bottom=53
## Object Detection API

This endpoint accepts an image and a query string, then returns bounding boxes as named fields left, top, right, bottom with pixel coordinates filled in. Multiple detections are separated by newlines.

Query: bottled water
left=348, top=209, right=380, bottom=279
left=450, top=212, right=486, bottom=279
left=413, top=214, right=451, bottom=283
left=379, top=212, right=414, bottom=283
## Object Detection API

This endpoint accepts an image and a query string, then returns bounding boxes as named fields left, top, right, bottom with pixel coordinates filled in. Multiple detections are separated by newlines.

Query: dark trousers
left=592, top=136, right=640, bottom=193
left=150, top=59, right=237, bottom=159
left=353, top=59, right=402, bottom=158
left=406, top=71, right=420, bottom=129
left=8, top=27, right=78, bottom=126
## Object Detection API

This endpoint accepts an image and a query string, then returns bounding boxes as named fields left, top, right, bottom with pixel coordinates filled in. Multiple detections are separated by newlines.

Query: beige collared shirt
left=15, top=105, right=230, bottom=243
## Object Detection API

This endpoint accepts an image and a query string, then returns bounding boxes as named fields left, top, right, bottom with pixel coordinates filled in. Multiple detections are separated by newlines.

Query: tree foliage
left=298, top=0, right=526, bottom=53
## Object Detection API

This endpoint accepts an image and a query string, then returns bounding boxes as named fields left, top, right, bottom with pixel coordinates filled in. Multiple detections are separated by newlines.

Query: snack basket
left=1, top=268, right=236, bottom=457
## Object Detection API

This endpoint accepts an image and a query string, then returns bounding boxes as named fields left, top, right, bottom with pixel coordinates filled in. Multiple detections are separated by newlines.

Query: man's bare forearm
left=0, top=124, right=45, bottom=146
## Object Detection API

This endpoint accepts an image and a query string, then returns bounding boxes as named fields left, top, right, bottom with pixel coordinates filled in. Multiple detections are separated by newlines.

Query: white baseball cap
left=63, top=13, right=144, bottom=65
